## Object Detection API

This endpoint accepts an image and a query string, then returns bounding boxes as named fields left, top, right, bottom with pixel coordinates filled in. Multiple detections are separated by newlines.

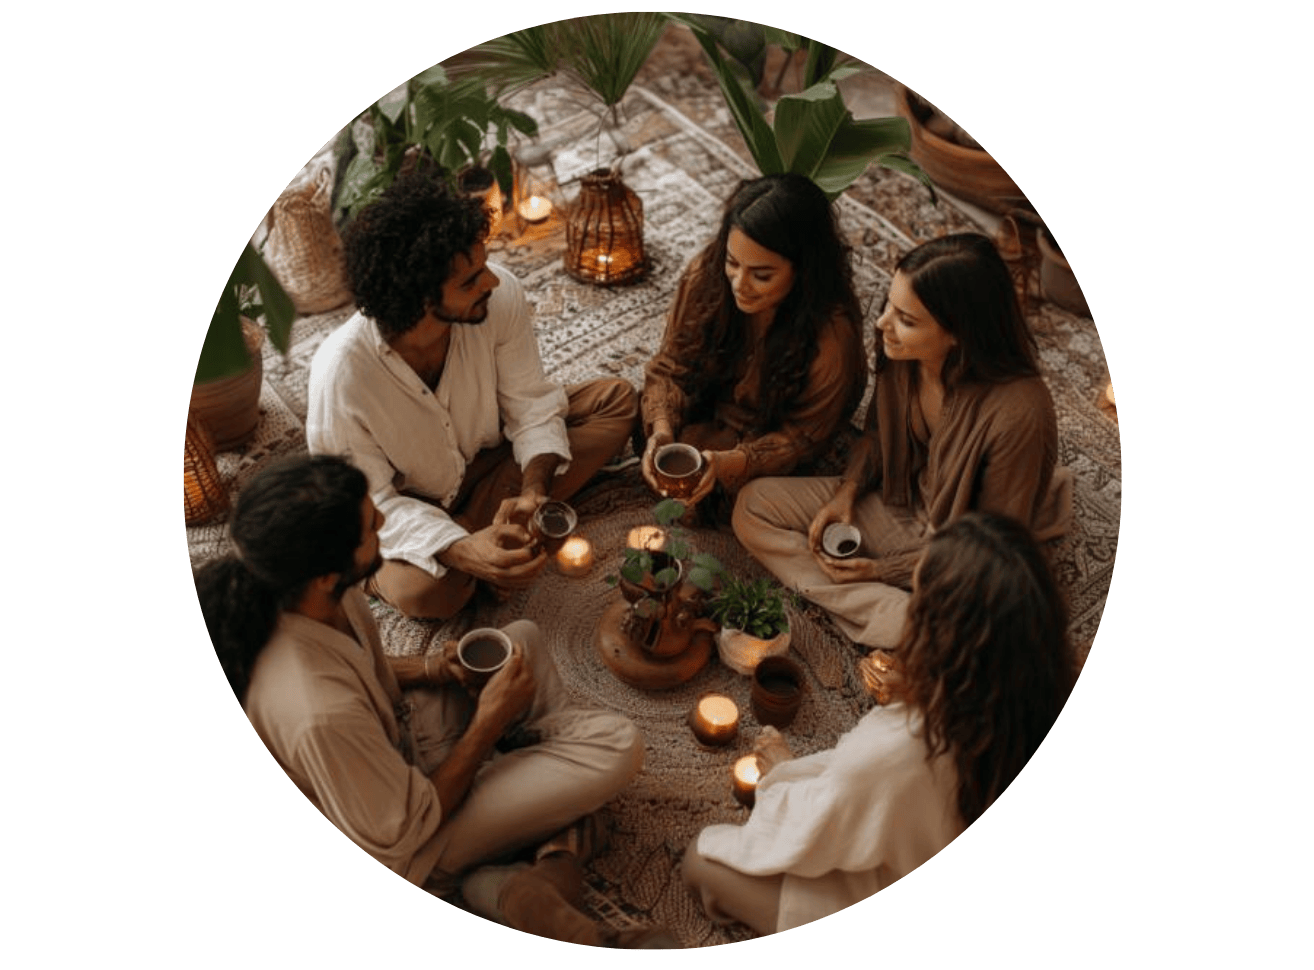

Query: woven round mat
left=370, top=470, right=874, bottom=946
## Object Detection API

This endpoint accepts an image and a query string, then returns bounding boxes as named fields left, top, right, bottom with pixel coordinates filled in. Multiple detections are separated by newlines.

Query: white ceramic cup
left=821, top=522, right=863, bottom=559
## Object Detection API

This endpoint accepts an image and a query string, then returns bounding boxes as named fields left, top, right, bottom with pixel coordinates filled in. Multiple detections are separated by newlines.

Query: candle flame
left=698, top=695, right=738, bottom=726
left=734, top=755, right=761, bottom=785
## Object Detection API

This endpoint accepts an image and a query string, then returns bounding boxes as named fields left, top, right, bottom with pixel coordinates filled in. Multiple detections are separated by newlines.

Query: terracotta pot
left=1037, top=227, right=1091, bottom=317
left=895, top=84, right=1028, bottom=215
left=751, top=655, right=805, bottom=728
left=190, top=318, right=264, bottom=451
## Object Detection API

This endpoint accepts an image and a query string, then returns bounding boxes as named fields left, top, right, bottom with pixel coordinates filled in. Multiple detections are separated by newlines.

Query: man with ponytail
left=194, top=454, right=671, bottom=947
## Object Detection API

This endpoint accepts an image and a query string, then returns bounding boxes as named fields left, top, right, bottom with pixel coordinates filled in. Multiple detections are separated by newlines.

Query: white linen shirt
left=696, top=703, right=962, bottom=931
left=306, top=265, right=570, bottom=578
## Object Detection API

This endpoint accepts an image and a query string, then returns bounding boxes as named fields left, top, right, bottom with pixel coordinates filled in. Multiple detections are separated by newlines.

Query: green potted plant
left=191, top=242, right=295, bottom=450
left=606, top=498, right=724, bottom=651
left=332, top=64, right=539, bottom=226
left=672, top=17, right=935, bottom=202
left=707, top=574, right=798, bottom=675
left=453, top=14, right=669, bottom=283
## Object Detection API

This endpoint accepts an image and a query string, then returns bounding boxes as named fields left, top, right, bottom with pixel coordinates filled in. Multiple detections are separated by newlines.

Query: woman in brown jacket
left=640, top=173, right=868, bottom=525
left=733, top=233, right=1072, bottom=650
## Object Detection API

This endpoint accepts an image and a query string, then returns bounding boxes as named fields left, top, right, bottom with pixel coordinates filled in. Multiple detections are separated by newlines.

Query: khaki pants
left=373, top=378, right=637, bottom=619
left=731, top=476, right=931, bottom=649
left=410, top=620, right=644, bottom=892
left=681, top=839, right=784, bottom=936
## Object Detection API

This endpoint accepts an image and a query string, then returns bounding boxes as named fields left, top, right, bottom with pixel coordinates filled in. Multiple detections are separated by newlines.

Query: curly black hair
left=341, top=173, right=491, bottom=340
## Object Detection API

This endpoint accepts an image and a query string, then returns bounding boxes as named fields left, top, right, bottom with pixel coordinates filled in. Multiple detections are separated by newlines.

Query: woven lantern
left=184, top=410, right=229, bottom=525
left=564, top=168, right=646, bottom=285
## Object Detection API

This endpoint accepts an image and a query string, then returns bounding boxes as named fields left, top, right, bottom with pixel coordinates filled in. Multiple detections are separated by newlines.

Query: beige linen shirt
left=244, top=587, right=447, bottom=885
left=306, top=266, right=570, bottom=578
left=696, top=703, right=961, bottom=932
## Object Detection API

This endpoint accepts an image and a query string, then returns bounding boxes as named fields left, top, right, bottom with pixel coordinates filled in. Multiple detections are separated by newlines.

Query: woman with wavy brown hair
left=682, top=511, right=1077, bottom=935
left=733, top=232, right=1072, bottom=648
left=639, top=173, right=868, bottom=525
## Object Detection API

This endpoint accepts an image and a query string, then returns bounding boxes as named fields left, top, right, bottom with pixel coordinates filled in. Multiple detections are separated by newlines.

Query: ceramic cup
left=751, top=655, right=805, bottom=729
left=821, top=522, right=863, bottom=559
left=457, top=628, right=513, bottom=675
left=531, top=501, right=577, bottom=556
left=653, top=443, right=704, bottom=500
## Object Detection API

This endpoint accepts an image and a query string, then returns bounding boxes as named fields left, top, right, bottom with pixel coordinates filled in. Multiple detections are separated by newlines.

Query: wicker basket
left=184, top=410, right=229, bottom=525
left=564, top=169, right=646, bottom=285
left=265, top=158, right=353, bottom=314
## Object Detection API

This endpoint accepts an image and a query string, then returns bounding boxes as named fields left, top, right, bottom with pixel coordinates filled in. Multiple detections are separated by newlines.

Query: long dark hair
left=342, top=172, right=491, bottom=340
left=677, top=173, right=864, bottom=431
left=897, top=511, right=1076, bottom=825
left=193, top=454, right=369, bottom=704
left=884, top=233, right=1038, bottom=387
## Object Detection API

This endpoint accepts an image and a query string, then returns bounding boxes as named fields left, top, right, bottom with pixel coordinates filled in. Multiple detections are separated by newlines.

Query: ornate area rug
left=186, top=70, right=1120, bottom=947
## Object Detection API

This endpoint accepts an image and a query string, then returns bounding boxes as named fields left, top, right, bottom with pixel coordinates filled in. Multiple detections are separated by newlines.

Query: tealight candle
left=517, top=195, right=553, bottom=223
left=732, top=754, right=761, bottom=808
left=626, top=526, right=667, bottom=553
left=689, top=693, right=740, bottom=746
left=556, top=534, right=594, bottom=578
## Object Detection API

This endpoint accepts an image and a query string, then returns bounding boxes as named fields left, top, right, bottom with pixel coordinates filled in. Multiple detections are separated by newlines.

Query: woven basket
left=265, top=158, right=353, bottom=314
left=184, top=410, right=229, bottom=525
left=564, top=169, right=646, bottom=285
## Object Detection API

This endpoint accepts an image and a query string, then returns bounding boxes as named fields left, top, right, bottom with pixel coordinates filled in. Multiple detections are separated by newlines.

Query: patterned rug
left=186, top=74, right=1120, bottom=947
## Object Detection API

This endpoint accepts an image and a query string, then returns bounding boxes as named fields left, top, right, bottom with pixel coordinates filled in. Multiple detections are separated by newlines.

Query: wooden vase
left=895, top=84, right=1028, bottom=215
left=190, top=317, right=265, bottom=451
left=1037, top=227, right=1091, bottom=317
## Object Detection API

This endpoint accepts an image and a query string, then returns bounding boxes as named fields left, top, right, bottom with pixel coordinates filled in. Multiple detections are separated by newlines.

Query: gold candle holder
left=689, top=693, right=740, bottom=747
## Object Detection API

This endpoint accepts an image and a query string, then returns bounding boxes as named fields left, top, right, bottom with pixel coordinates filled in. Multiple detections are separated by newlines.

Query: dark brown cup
left=751, top=655, right=805, bottom=729
left=457, top=628, right=513, bottom=675
left=653, top=443, right=704, bottom=500
left=531, top=501, right=577, bottom=556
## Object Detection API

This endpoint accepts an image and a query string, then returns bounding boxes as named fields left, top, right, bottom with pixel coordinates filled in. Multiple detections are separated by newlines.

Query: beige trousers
left=731, top=476, right=931, bottom=649
left=409, top=620, right=644, bottom=892
left=373, top=378, right=638, bottom=618
left=681, top=839, right=784, bottom=936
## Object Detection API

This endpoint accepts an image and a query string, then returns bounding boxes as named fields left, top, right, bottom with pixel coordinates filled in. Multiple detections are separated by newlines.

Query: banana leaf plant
left=195, top=242, right=295, bottom=383
left=451, top=13, right=668, bottom=169
left=672, top=16, right=935, bottom=202
left=334, top=64, right=538, bottom=224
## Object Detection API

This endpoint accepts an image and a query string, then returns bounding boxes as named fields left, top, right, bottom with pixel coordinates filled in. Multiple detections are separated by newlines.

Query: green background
left=10, top=0, right=1303, bottom=962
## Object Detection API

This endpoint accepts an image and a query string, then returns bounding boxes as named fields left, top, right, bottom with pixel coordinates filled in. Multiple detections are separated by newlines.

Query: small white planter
left=718, top=627, right=791, bottom=676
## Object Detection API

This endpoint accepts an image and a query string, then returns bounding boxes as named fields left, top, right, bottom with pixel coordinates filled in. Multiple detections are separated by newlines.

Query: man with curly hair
left=308, top=173, right=638, bottom=619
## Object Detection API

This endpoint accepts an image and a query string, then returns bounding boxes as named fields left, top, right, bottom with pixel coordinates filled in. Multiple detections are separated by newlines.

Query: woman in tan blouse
left=640, top=173, right=868, bottom=525
left=733, top=233, right=1073, bottom=650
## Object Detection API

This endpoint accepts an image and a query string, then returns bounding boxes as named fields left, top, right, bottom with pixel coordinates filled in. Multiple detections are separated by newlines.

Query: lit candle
left=517, top=195, right=553, bottom=223
left=732, top=754, right=761, bottom=808
left=555, top=535, right=594, bottom=577
left=689, top=693, right=739, bottom=746
left=1105, top=380, right=1115, bottom=406
left=626, top=526, right=667, bottom=553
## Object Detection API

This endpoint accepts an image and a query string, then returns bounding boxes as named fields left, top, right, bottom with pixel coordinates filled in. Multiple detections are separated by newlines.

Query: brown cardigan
left=845, top=361, right=1073, bottom=587
left=642, top=268, right=867, bottom=492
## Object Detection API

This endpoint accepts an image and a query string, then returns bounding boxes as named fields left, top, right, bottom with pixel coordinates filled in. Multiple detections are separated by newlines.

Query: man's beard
left=438, top=294, right=491, bottom=325
left=333, top=552, right=383, bottom=599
